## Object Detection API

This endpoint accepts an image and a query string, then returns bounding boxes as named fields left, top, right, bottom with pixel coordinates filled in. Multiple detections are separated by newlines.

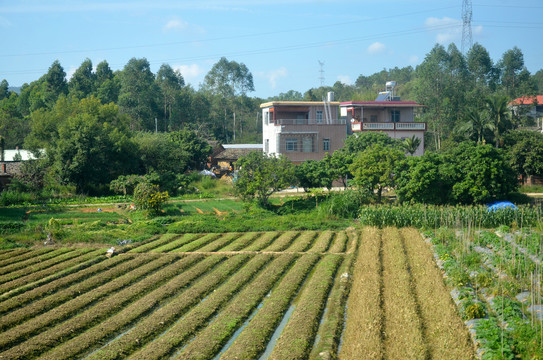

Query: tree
left=396, top=152, right=451, bottom=204
left=94, top=61, right=119, bottom=104
left=503, top=130, right=543, bottom=183
left=69, top=58, right=95, bottom=99
left=156, top=64, right=184, bottom=131
left=118, top=58, right=158, bottom=130
left=132, top=132, right=190, bottom=175
left=168, top=130, right=212, bottom=170
left=234, top=151, right=295, bottom=207
left=401, top=135, right=422, bottom=155
left=0, top=80, right=9, bottom=101
left=485, top=94, right=510, bottom=147
left=295, top=159, right=334, bottom=191
left=498, top=47, right=525, bottom=98
left=455, top=107, right=494, bottom=144
left=202, top=57, right=254, bottom=97
left=350, top=144, right=405, bottom=202
left=467, top=43, right=494, bottom=86
left=44, top=60, right=68, bottom=100
left=133, top=182, right=169, bottom=215
left=343, top=131, right=401, bottom=154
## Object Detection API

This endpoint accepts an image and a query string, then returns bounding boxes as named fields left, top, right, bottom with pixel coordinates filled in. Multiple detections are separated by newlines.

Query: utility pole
left=318, top=60, right=325, bottom=87
left=461, top=0, right=473, bottom=54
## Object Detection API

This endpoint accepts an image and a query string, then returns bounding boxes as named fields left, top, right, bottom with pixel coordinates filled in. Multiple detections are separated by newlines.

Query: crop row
left=340, top=227, right=382, bottom=359
left=220, top=254, right=320, bottom=360
left=129, top=231, right=348, bottom=255
left=0, top=248, right=101, bottom=295
left=0, top=248, right=29, bottom=263
left=309, top=232, right=358, bottom=359
left=400, top=228, right=475, bottom=359
left=0, top=252, right=127, bottom=316
left=39, top=254, right=223, bottom=360
left=87, top=254, right=264, bottom=360
left=0, top=247, right=54, bottom=269
left=268, top=254, right=342, bottom=360
left=176, top=254, right=298, bottom=359
left=0, top=248, right=69, bottom=276
left=0, top=253, right=200, bottom=359
left=0, top=254, right=169, bottom=355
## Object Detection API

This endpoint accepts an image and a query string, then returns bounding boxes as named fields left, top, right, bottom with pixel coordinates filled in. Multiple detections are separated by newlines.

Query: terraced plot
left=0, top=229, right=474, bottom=359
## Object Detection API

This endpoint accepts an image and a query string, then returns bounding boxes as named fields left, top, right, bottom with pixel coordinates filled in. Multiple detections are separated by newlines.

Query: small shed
left=211, top=144, right=263, bottom=171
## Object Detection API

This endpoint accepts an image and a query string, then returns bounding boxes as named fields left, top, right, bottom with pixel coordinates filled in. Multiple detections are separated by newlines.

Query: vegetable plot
left=0, top=229, right=473, bottom=359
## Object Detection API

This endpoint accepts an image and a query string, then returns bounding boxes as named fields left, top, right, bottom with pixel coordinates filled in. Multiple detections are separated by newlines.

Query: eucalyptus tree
left=118, top=58, right=159, bottom=131
left=156, top=64, right=184, bottom=131
left=68, top=58, right=95, bottom=99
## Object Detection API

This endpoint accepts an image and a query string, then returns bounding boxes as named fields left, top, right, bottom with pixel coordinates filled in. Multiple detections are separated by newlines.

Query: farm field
left=0, top=228, right=476, bottom=359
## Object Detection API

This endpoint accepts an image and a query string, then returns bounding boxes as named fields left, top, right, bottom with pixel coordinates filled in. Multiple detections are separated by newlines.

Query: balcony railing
left=274, top=118, right=344, bottom=125
left=352, top=122, right=426, bottom=131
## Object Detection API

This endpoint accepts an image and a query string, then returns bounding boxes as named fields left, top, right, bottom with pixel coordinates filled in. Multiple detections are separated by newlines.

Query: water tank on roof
left=386, top=81, right=397, bottom=88
left=327, top=92, right=335, bottom=102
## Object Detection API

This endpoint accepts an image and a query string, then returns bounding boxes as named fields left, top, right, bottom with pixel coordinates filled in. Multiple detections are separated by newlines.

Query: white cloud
left=259, top=67, right=287, bottom=89
left=424, top=17, right=463, bottom=44
left=367, top=42, right=386, bottom=55
left=163, top=17, right=189, bottom=32
left=173, top=64, right=204, bottom=83
left=66, top=66, right=77, bottom=81
left=337, top=75, right=352, bottom=85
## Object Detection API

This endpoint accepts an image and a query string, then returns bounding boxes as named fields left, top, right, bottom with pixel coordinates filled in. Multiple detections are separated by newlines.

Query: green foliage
left=397, top=142, right=517, bottom=205
left=503, top=129, right=543, bottom=180
left=318, top=189, right=372, bottom=219
left=234, top=151, right=295, bottom=207
left=350, top=143, right=405, bottom=202
left=463, top=302, right=486, bottom=320
left=133, top=182, right=169, bottom=215
left=295, top=159, right=334, bottom=191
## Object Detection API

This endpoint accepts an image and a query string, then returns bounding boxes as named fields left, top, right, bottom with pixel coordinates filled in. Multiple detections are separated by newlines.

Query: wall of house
left=383, top=130, right=425, bottom=156
left=349, top=107, right=415, bottom=123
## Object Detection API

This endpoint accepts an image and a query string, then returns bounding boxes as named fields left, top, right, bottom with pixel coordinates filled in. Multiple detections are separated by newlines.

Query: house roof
left=340, top=101, right=424, bottom=108
left=215, top=147, right=262, bottom=161
left=260, top=101, right=340, bottom=108
left=222, top=144, right=263, bottom=149
left=510, top=95, right=543, bottom=106
left=2, top=149, right=37, bottom=161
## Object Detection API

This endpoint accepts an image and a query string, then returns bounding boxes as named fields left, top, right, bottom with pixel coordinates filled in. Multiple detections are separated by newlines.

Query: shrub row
left=220, top=254, right=320, bottom=360
left=359, top=204, right=541, bottom=229
left=285, top=231, right=318, bottom=252
left=328, top=230, right=348, bottom=253
left=242, top=232, right=281, bottom=251
left=269, top=254, right=343, bottom=360
left=0, top=254, right=188, bottom=359
left=0, top=249, right=117, bottom=315
left=400, top=228, right=476, bottom=359
left=38, top=254, right=213, bottom=360
left=340, top=227, right=382, bottom=359
left=196, top=232, right=241, bottom=252
left=177, top=254, right=298, bottom=359
left=308, top=231, right=334, bottom=253
left=0, top=221, right=24, bottom=233
left=0, top=248, right=97, bottom=294
left=0, top=254, right=162, bottom=349
left=125, top=254, right=274, bottom=360
left=381, top=227, right=427, bottom=359
left=263, top=231, right=300, bottom=252
left=218, top=232, right=261, bottom=252
left=310, top=235, right=358, bottom=358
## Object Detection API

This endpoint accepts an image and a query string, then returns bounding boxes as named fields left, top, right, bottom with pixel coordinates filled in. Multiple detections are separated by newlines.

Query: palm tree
left=402, top=135, right=422, bottom=155
left=485, top=94, right=510, bottom=148
left=456, top=108, right=494, bottom=144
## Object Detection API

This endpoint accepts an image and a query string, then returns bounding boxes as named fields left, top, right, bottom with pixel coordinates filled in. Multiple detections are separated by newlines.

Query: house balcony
left=273, top=118, right=345, bottom=126
left=351, top=122, right=426, bottom=132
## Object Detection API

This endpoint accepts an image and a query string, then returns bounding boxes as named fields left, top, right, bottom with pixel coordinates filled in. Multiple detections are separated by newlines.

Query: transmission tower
left=318, top=60, right=325, bottom=87
left=461, top=0, right=473, bottom=54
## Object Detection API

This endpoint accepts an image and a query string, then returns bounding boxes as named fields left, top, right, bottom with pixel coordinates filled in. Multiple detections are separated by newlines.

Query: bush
left=133, top=183, right=169, bottom=215
left=318, top=189, right=371, bottom=219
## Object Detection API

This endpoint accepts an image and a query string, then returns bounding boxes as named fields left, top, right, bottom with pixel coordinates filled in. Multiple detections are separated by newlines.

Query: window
left=286, top=138, right=298, bottom=152
left=391, top=110, right=400, bottom=122
left=370, top=115, right=378, bottom=122
left=264, top=112, right=269, bottom=125
left=323, top=138, right=330, bottom=152
left=302, top=137, right=313, bottom=153
left=316, top=110, right=323, bottom=124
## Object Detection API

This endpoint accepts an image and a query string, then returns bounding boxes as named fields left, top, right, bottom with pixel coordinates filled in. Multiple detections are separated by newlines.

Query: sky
left=1, top=0, right=542, bottom=99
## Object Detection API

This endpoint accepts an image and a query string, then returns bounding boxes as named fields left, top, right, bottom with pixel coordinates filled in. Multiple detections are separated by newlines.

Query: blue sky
left=1, top=0, right=542, bottom=98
